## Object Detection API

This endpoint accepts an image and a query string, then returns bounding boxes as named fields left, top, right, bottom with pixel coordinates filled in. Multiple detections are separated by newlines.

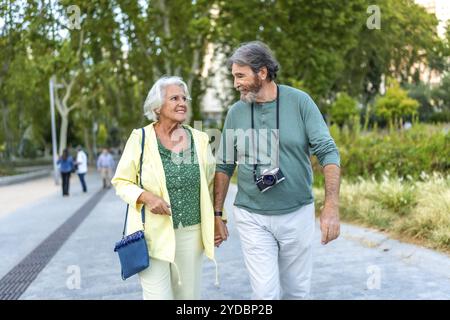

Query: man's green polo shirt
left=216, top=84, right=340, bottom=215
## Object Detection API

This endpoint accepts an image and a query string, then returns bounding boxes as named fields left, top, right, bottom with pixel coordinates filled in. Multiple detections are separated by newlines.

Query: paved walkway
left=0, top=175, right=59, bottom=219
left=0, top=180, right=449, bottom=299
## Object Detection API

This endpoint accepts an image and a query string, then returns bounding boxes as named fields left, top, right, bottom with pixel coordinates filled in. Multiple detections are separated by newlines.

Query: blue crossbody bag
left=114, top=128, right=150, bottom=280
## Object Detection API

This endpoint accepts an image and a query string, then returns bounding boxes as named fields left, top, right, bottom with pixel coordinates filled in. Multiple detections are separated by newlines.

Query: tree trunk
left=83, top=126, right=94, bottom=165
left=186, top=37, right=203, bottom=124
left=158, top=0, right=172, bottom=74
left=59, top=113, right=68, bottom=155
left=1, top=99, right=12, bottom=159
left=363, top=104, right=370, bottom=132
left=54, top=76, right=80, bottom=156
left=54, top=32, right=83, bottom=157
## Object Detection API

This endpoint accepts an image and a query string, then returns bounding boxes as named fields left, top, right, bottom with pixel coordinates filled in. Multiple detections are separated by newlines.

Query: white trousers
left=138, top=224, right=204, bottom=300
left=234, top=203, right=315, bottom=300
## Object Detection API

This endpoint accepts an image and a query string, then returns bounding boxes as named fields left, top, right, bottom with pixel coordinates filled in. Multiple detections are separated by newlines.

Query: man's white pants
left=234, top=203, right=315, bottom=300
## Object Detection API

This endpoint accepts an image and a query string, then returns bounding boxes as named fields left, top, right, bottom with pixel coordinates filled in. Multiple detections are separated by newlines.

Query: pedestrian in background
left=97, top=148, right=115, bottom=189
left=57, top=148, right=75, bottom=196
left=76, top=145, right=88, bottom=193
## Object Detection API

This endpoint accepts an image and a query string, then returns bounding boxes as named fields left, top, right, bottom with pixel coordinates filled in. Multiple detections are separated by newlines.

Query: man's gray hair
left=227, top=41, right=280, bottom=81
left=143, top=76, right=190, bottom=121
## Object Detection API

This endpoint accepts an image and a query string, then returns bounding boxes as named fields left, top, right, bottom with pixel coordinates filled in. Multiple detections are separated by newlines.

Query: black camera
left=255, top=167, right=286, bottom=193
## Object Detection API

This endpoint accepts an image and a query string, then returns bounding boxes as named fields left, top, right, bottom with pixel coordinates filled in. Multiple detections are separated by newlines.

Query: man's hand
left=137, top=191, right=171, bottom=215
left=320, top=205, right=340, bottom=245
left=213, top=171, right=231, bottom=247
left=320, top=164, right=340, bottom=245
left=214, top=217, right=229, bottom=247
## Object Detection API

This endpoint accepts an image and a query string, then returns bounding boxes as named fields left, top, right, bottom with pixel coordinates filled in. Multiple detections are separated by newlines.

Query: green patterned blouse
left=157, top=127, right=201, bottom=229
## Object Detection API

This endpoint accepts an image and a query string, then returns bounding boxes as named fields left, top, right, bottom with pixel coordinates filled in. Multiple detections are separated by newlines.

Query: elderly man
left=214, top=41, right=341, bottom=299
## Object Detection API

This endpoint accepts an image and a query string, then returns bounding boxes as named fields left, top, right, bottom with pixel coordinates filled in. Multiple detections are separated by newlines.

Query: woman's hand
left=137, top=191, right=171, bottom=215
left=214, top=217, right=229, bottom=247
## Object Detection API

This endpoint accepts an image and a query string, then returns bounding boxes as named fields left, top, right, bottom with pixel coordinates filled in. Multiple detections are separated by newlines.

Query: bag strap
left=122, top=127, right=146, bottom=237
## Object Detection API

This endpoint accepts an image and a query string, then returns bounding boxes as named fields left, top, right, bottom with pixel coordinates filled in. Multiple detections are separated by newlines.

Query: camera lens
left=262, top=174, right=276, bottom=186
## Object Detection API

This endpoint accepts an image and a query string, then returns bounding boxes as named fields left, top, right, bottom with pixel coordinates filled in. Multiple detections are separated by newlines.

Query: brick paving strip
left=0, top=189, right=107, bottom=300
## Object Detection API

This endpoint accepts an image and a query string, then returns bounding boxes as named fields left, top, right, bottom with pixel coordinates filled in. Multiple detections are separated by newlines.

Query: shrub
left=329, top=93, right=359, bottom=127
left=313, top=123, right=450, bottom=184
left=373, top=81, right=420, bottom=130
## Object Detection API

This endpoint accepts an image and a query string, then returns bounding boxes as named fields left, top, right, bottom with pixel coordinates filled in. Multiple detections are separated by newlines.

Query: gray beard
left=240, top=90, right=258, bottom=103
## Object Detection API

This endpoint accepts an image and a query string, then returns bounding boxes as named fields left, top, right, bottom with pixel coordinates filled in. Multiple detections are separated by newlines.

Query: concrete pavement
left=1, top=179, right=449, bottom=299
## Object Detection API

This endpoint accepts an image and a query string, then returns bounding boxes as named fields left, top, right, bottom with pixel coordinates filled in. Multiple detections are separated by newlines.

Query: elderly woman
left=111, top=76, right=228, bottom=300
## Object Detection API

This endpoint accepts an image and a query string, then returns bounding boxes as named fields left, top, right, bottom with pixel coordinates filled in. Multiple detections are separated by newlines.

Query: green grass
left=314, top=172, right=450, bottom=254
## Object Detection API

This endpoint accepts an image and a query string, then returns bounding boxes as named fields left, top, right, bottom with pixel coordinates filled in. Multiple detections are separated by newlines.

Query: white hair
left=143, top=76, right=190, bottom=121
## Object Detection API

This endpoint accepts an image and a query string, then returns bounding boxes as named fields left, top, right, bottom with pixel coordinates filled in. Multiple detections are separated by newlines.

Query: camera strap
left=251, top=84, right=280, bottom=182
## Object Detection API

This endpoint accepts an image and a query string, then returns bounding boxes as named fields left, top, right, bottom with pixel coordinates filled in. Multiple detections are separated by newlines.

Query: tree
left=405, top=82, right=434, bottom=121
left=0, top=0, right=27, bottom=159
left=0, top=1, right=446, bottom=161
left=431, top=73, right=450, bottom=112
left=337, top=0, right=441, bottom=104
left=52, top=31, right=85, bottom=154
left=215, top=0, right=366, bottom=104
left=374, top=80, right=420, bottom=130
left=116, top=0, right=217, bottom=124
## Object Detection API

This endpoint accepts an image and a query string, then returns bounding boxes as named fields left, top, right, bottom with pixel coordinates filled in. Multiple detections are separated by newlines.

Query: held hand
left=320, top=205, right=340, bottom=245
left=214, top=217, right=229, bottom=247
left=138, top=191, right=171, bottom=215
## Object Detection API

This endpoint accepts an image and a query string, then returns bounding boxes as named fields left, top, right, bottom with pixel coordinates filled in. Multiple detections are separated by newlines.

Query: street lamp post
left=49, top=76, right=64, bottom=185
left=92, top=121, right=98, bottom=163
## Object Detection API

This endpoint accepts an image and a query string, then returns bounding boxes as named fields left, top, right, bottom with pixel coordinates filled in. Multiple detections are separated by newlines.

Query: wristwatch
left=214, top=211, right=223, bottom=217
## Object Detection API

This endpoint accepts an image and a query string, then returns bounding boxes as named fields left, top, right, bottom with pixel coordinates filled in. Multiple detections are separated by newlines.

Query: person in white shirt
left=76, top=145, right=88, bottom=193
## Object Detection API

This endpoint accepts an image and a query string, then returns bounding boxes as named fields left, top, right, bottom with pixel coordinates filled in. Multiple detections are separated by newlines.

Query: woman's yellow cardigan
left=111, top=122, right=226, bottom=264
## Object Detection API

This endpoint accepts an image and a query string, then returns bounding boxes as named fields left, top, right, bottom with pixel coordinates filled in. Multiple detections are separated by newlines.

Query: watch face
left=263, top=174, right=276, bottom=186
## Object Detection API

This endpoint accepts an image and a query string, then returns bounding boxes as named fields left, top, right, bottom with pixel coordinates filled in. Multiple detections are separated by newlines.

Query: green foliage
left=373, top=80, right=420, bottom=130
left=216, top=0, right=367, bottom=100
left=432, top=73, right=450, bottom=113
left=314, top=123, right=450, bottom=181
left=402, top=75, right=450, bottom=123
left=0, top=0, right=448, bottom=161
left=1, top=0, right=218, bottom=159
left=339, top=0, right=441, bottom=103
left=428, top=111, right=450, bottom=123
left=97, top=123, right=108, bottom=147
left=329, top=93, right=359, bottom=127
